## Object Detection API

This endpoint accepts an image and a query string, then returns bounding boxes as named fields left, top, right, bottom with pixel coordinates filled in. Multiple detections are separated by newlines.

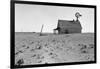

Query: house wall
left=57, top=20, right=82, bottom=34
left=68, top=28, right=81, bottom=33
left=58, top=28, right=81, bottom=34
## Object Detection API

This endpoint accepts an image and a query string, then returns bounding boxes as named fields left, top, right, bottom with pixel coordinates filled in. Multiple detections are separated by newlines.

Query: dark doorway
left=65, top=29, right=69, bottom=34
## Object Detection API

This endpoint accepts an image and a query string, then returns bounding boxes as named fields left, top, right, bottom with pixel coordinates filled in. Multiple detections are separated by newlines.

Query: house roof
left=57, top=19, right=82, bottom=29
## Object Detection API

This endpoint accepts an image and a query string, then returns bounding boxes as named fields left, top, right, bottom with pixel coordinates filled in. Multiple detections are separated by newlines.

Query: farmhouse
left=54, top=12, right=82, bottom=34
left=54, top=19, right=82, bottom=34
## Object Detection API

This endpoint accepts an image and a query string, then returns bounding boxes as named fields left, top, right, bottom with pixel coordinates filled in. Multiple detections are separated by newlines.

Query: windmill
left=75, top=12, right=82, bottom=21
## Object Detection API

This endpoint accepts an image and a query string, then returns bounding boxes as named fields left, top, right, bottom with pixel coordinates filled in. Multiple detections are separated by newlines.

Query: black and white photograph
left=11, top=0, right=96, bottom=68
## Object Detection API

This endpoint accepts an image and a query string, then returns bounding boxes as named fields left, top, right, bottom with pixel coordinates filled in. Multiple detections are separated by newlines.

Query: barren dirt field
left=15, top=32, right=94, bottom=65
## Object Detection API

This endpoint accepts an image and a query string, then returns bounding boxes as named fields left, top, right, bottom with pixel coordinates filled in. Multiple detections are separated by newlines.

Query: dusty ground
left=15, top=32, right=94, bottom=65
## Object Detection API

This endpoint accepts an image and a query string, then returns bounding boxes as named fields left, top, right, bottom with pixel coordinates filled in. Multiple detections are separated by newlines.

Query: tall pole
left=40, top=24, right=44, bottom=36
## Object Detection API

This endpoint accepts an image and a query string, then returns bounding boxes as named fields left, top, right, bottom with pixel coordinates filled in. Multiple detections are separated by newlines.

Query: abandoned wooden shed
left=54, top=19, right=82, bottom=34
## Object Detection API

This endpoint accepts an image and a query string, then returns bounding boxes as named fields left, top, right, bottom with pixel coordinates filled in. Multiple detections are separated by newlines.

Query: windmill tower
left=75, top=12, right=82, bottom=21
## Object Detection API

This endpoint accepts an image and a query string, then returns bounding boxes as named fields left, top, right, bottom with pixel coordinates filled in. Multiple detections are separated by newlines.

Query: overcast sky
left=15, top=4, right=94, bottom=33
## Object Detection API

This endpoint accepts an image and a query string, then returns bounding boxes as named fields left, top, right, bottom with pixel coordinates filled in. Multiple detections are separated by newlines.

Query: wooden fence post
left=40, top=24, right=44, bottom=36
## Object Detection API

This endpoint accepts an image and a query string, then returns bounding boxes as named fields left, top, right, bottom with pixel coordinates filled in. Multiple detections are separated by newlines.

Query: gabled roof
left=57, top=19, right=82, bottom=29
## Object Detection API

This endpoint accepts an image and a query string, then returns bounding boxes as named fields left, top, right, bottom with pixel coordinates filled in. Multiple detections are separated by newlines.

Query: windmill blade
left=75, top=12, right=82, bottom=18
